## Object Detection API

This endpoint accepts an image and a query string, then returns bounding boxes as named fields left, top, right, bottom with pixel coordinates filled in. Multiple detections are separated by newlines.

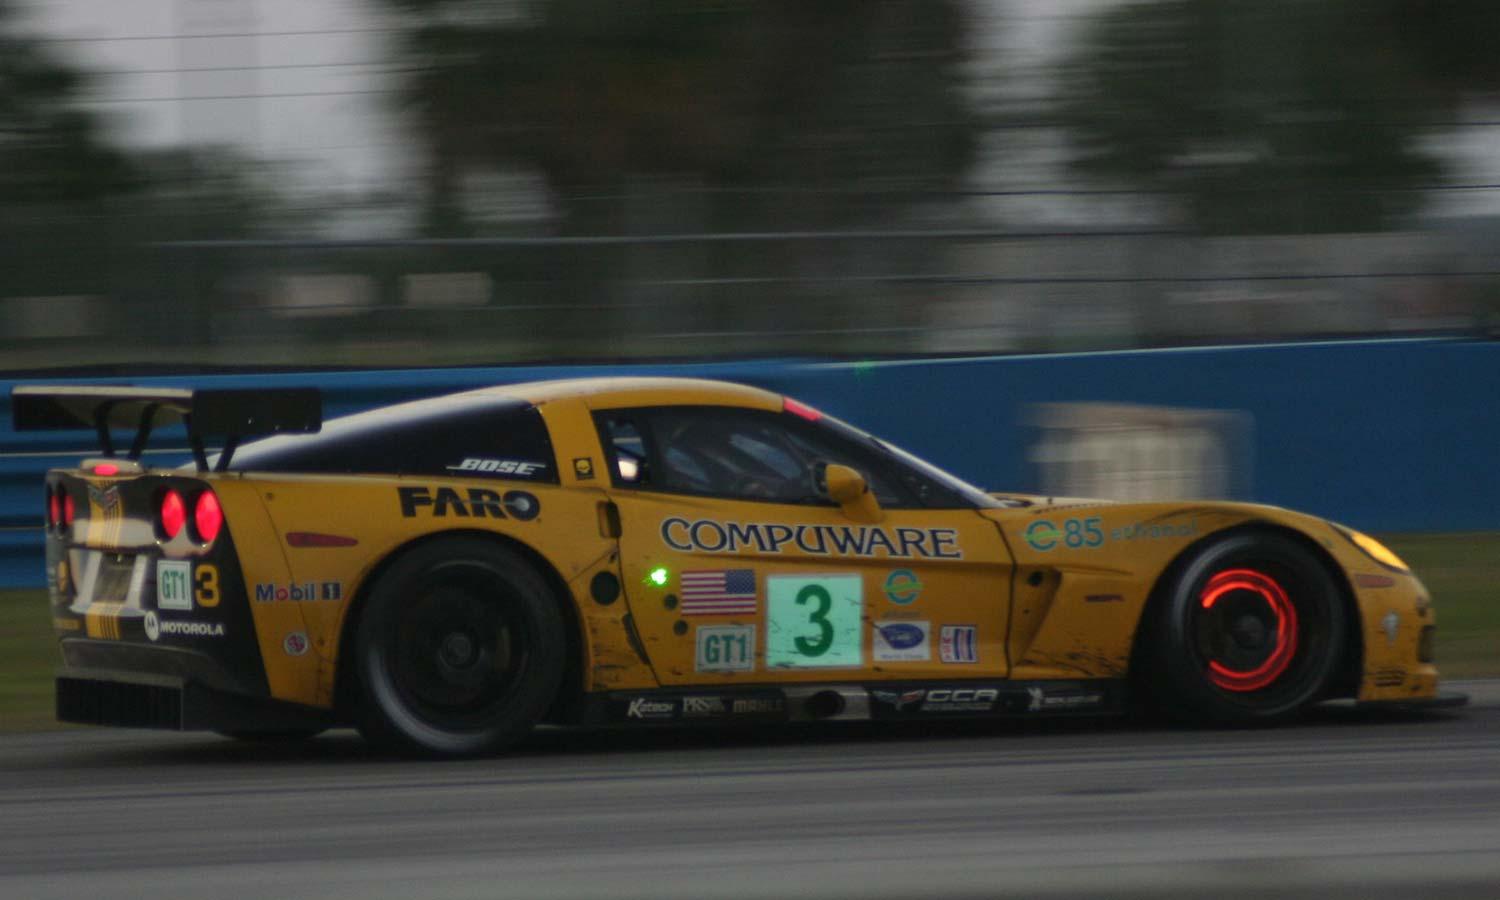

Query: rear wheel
left=353, top=538, right=566, bottom=757
left=1144, top=530, right=1345, bottom=724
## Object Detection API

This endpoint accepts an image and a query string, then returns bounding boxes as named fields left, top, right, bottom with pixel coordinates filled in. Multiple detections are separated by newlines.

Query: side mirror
left=817, top=463, right=883, bottom=523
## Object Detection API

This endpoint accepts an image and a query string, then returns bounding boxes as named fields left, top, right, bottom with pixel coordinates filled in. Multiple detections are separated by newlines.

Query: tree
left=1053, top=0, right=1485, bottom=234
left=383, top=0, right=981, bottom=235
left=0, top=2, right=139, bottom=208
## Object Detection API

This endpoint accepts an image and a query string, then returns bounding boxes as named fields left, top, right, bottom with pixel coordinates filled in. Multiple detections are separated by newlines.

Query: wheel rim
left=387, top=569, right=531, bottom=729
left=1194, top=568, right=1299, bottom=693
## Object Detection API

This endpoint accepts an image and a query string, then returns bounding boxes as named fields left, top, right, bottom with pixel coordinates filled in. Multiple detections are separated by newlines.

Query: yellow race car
left=14, top=377, right=1461, bottom=756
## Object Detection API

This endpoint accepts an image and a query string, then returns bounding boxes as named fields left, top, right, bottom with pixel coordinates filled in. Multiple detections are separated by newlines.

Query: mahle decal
left=661, top=517, right=961, bottom=560
left=398, top=486, right=540, bottom=520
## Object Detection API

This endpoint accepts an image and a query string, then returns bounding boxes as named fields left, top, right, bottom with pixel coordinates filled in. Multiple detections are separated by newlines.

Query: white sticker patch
left=765, top=573, right=863, bottom=668
left=156, top=559, right=193, bottom=611
left=872, top=620, right=930, bottom=662
left=695, top=625, right=755, bottom=673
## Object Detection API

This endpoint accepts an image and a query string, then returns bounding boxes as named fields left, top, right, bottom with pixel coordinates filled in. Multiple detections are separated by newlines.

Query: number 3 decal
left=767, top=574, right=862, bottom=668
left=195, top=564, right=220, bottom=608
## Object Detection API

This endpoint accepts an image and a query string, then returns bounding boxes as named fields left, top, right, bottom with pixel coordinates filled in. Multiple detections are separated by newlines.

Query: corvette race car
left=14, top=378, right=1460, bottom=756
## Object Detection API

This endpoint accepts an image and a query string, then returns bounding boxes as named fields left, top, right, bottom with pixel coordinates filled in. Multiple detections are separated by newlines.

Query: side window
left=596, top=406, right=911, bottom=506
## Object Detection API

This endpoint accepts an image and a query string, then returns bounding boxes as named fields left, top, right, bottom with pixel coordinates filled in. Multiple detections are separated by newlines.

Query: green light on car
left=647, top=566, right=670, bottom=588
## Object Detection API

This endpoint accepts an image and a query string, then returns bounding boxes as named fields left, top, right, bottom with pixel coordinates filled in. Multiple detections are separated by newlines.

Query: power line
left=98, top=60, right=390, bottom=76
left=83, top=88, right=396, bottom=104
left=35, top=26, right=401, bottom=44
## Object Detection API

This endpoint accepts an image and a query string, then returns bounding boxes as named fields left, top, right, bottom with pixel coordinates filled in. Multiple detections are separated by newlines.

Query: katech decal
left=626, top=697, right=677, bottom=720
left=446, top=457, right=546, bottom=477
left=398, top=486, right=540, bottom=520
left=883, top=569, right=923, bottom=605
left=255, top=581, right=343, bottom=602
left=873, top=621, right=930, bottom=662
left=940, top=625, right=978, bottom=663
left=661, top=517, right=962, bottom=559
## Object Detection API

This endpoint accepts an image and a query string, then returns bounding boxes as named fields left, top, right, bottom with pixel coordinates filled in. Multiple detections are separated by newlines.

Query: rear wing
left=10, top=385, right=321, bottom=471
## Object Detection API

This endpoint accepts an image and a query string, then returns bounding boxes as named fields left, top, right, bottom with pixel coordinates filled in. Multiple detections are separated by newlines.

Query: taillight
left=47, top=489, right=59, bottom=530
left=193, top=490, right=223, bottom=544
left=159, top=490, right=186, bottom=540
left=62, top=493, right=75, bottom=529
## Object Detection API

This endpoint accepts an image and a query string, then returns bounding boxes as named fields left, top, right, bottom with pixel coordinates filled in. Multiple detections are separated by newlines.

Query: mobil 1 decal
left=765, top=574, right=862, bottom=668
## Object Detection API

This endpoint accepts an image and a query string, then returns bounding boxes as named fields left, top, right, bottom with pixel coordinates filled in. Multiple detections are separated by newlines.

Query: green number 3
left=794, top=584, right=834, bottom=657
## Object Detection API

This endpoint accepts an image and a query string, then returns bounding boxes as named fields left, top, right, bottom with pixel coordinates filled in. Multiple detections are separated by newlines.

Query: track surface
left=2, top=684, right=1498, bottom=900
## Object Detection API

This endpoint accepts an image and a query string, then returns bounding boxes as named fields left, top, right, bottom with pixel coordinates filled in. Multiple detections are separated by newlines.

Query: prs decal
left=398, top=486, right=540, bottom=521
left=661, top=517, right=962, bottom=560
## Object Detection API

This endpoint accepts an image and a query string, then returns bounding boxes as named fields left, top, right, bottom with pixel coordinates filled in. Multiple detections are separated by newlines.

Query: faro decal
left=398, top=486, right=540, bottom=520
left=661, top=517, right=962, bottom=560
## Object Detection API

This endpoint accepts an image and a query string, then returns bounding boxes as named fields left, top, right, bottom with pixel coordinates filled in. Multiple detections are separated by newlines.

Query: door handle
left=597, top=501, right=621, bottom=538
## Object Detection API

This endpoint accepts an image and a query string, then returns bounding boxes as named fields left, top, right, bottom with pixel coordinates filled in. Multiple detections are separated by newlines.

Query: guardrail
left=3, top=338, right=1496, bottom=588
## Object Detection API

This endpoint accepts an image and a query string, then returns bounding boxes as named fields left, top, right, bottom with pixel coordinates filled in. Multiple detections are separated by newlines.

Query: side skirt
left=580, top=679, right=1126, bottom=727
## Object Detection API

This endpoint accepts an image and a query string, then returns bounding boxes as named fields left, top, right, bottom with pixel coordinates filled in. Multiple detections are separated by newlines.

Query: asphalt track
left=2, top=683, right=1498, bottom=900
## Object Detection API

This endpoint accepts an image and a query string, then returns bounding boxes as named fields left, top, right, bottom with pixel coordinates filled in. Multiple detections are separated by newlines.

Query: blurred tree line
left=1059, top=0, right=1500, bottom=234
left=4, top=0, right=1500, bottom=362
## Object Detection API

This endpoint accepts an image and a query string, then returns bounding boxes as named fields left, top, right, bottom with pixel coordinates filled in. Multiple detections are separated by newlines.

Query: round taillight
left=62, top=493, right=75, bottom=528
left=159, top=490, right=186, bottom=540
left=194, top=490, right=223, bottom=544
left=47, top=490, right=59, bottom=529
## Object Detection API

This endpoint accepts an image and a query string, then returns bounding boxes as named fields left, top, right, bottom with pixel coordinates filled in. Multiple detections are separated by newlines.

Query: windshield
left=816, top=412, right=1003, bottom=509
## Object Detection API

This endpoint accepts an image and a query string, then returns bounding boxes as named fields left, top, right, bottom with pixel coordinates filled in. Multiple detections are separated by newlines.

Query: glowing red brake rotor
left=1198, top=568, right=1298, bottom=692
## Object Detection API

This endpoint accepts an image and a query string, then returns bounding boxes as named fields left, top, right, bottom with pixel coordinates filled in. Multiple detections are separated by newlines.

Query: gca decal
left=398, top=487, right=540, bottom=520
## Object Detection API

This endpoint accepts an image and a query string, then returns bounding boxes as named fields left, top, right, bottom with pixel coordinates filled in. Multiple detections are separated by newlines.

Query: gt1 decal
left=255, top=581, right=343, bottom=602
left=883, top=569, right=923, bottom=605
left=696, top=625, right=755, bottom=673
left=873, top=621, right=930, bottom=662
left=156, top=559, right=193, bottom=611
left=661, top=518, right=962, bottom=559
left=398, top=486, right=540, bottom=521
left=766, top=574, right=862, bottom=668
left=446, top=457, right=546, bottom=477
left=940, top=625, right=978, bottom=663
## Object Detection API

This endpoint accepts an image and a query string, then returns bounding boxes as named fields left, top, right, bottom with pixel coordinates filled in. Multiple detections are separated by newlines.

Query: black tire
left=353, top=537, right=566, bottom=757
left=1142, top=530, right=1346, bottom=724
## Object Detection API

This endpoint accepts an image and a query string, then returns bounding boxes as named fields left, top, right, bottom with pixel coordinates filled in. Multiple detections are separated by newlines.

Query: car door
left=592, top=403, right=1013, bottom=686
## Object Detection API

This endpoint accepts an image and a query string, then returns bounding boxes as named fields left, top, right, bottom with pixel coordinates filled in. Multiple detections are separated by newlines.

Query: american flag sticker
left=681, top=569, right=757, bottom=616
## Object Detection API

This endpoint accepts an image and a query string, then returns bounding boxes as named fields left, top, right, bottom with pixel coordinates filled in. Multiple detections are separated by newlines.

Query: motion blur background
left=3, top=0, right=1499, bottom=368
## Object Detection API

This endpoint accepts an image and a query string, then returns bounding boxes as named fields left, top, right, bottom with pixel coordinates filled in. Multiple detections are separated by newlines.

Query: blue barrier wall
left=3, top=338, right=1496, bottom=588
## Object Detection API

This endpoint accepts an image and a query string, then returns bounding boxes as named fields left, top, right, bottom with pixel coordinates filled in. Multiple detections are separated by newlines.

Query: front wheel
left=1143, top=530, right=1346, bottom=724
left=353, top=538, right=566, bottom=757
